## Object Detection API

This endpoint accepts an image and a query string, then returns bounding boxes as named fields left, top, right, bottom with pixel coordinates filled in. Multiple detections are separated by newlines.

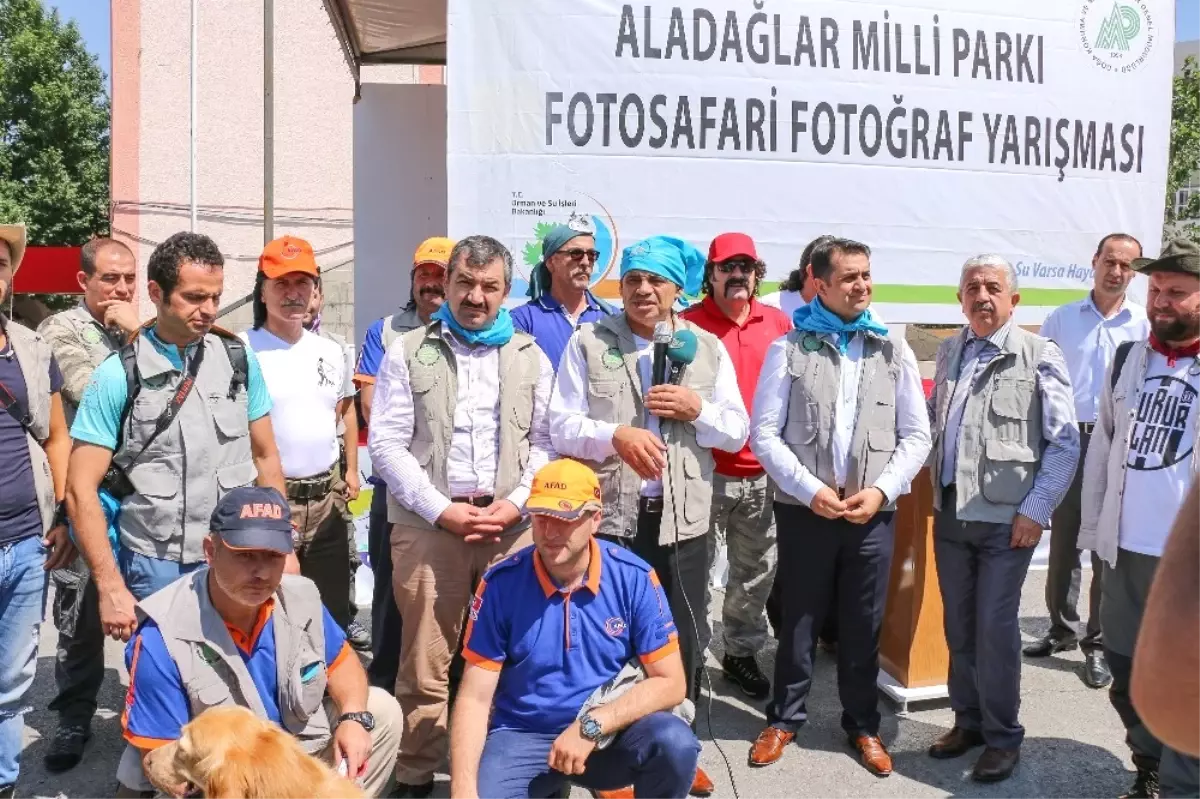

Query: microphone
left=666, top=329, right=698, bottom=385
left=651, top=321, right=672, bottom=386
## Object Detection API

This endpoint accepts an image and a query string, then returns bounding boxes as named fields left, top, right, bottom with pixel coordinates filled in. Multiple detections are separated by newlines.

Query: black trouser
left=767, top=502, right=895, bottom=736
left=600, top=508, right=710, bottom=714
left=48, top=561, right=104, bottom=729
left=366, top=485, right=403, bottom=690
left=290, top=482, right=353, bottom=630
left=1046, top=430, right=1102, bottom=651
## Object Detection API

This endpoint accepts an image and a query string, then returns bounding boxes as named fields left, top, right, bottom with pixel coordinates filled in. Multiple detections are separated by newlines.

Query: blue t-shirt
left=353, top=317, right=389, bottom=384
left=71, top=326, right=272, bottom=450
left=510, top=294, right=613, bottom=372
left=0, top=338, right=63, bottom=546
left=122, top=597, right=351, bottom=748
left=462, top=539, right=679, bottom=735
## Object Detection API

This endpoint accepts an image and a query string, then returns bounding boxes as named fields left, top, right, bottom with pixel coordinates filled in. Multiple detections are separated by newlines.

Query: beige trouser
left=390, top=522, right=533, bottom=784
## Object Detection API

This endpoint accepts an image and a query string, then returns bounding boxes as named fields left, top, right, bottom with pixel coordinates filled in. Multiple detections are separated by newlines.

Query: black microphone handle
left=652, top=342, right=669, bottom=386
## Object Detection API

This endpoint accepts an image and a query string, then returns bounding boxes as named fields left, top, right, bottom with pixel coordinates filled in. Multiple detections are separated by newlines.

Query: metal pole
left=189, top=0, right=197, bottom=231
left=263, top=0, right=274, bottom=244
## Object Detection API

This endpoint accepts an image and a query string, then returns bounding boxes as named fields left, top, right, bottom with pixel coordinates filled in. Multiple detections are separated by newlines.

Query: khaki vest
left=776, top=329, right=903, bottom=508
left=37, top=303, right=122, bottom=423
left=115, top=331, right=257, bottom=564
left=136, top=570, right=332, bottom=753
left=381, top=308, right=424, bottom=352
left=930, top=325, right=1047, bottom=524
left=5, top=318, right=57, bottom=532
left=386, top=322, right=542, bottom=532
left=575, top=315, right=719, bottom=546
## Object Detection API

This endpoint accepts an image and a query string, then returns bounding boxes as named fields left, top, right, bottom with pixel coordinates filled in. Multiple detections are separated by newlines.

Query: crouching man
left=450, top=460, right=700, bottom=799
left=119, top=487, right=401, bottom=797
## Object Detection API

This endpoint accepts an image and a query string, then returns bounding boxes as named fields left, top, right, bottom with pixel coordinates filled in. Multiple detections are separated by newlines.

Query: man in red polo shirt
left=681, top=233, right=792, bottom=699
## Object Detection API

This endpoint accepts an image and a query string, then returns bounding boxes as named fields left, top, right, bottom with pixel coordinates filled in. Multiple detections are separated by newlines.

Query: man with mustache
left=241, top=237, right=358, bottom=631
left=369, top=235, right=555, bottom=797
left=926, top=255, right=1079, bottom=783
left=512, top=219, right=614, bottom=370
left=679, top=233, right=790, bottom=701
left=747, top=238, right=930, bottom=776
left=37, top=237, right=140, bottom=774
left=1026, top=233, right=1148, bottom=689
left=1080, top=239, right=1200, bottom=798
left=354, top=236, right=451, bottom=691
left=549, top=236, right=750, bottom=797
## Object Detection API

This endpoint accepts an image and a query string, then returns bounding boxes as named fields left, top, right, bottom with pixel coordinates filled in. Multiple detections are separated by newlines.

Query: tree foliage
left=0, top=0, right=109, bottom=247
left=1167, top=55, right=1200, bottom=241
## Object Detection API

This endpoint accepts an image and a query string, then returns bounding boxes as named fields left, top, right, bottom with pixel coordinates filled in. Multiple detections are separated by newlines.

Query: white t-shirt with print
left=241, top=327, right=350, bottom=479
left=1119, top=351, right=1199, bottom=557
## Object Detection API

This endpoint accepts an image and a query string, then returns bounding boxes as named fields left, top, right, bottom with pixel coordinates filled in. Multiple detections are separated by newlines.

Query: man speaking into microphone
left=549, top=236, right=748, bottom=797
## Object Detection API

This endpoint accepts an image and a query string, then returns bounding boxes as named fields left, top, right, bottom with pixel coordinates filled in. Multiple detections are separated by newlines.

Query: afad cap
left=259, top=235, right=320, bottom=279
left=526, top=459, right=603, bottom=521
left=414, top=237, right=454, bottom=268
left=210, top=486, right=294, bottom=554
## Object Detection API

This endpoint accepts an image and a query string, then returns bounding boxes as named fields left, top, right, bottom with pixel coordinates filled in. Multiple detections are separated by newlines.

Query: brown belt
left=451, top=495, right=494, bottom=508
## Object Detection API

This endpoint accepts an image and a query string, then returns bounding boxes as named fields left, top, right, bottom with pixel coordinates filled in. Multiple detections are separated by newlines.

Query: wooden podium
left=877, top=467, right=950, bottom=712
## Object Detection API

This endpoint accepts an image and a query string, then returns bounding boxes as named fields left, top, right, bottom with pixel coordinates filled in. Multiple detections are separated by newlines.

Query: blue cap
left=210, top=487, right=294, bottom=554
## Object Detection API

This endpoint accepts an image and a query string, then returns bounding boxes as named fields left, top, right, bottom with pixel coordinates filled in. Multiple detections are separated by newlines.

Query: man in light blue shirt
left=1025, top=233, right=1148, bottom=690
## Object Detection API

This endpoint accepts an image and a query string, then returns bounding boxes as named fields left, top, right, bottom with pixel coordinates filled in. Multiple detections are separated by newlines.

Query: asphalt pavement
left=14, top=569, right=1134, bottom=798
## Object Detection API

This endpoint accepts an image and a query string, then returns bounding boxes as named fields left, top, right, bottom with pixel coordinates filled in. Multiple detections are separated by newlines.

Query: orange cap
left=413, top=237, right=454, bottom=268
left=526, top=459, right=603, bottom=520
left=259, top=236, right=320, bottom=279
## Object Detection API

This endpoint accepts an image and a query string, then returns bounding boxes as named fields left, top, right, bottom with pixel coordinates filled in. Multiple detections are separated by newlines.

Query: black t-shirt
left=0, top=339, right=64, bottom=545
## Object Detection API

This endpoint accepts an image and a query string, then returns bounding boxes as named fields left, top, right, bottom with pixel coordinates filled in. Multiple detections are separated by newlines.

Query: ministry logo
left=1079, top=0, right=1156, bottom=72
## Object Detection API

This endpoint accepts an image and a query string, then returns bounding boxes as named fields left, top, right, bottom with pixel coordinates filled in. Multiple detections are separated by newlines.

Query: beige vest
left=930, top=325, right=1047, bottom=524
left=386, top=322, right=542, bottom=532
left=575, top=315, right=719, bottom=546
left=776, top=329, right=903, bottom=508
left=136, top=570, right=332, bottom=753
left=5, top=318, right=57, bottom=532
left=381, top=307, right=424, bottom=352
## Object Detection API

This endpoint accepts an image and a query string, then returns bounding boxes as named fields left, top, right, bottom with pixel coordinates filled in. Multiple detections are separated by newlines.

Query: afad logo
left=1079, top=0, right=1155, bottom=73
left=517, top=194, right=621, bottom=300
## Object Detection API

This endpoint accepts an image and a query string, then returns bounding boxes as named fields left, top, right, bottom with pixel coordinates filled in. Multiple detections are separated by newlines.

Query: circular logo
left=415, top=343, right=441, bottom=366
left=558, top=499, right=574, bottom=511
left=515, top=193, right=621, bottom=294
left=1126, top=374, right=1196, bottom=471
left=802, top=334, right=823, bottom=352
left=1079, top=0, right=1155, bottom=73
left=602, top=348, right=624, bottom=370
left=82, top=327, right=102, bottom=345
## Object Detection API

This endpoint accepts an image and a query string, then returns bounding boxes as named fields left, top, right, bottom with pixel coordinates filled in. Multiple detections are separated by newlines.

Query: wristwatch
left=52, top=500, right=68, bottom=529
left=337, top=711, right=375, bottom=732
left=578, top=711, right=603, bottom=742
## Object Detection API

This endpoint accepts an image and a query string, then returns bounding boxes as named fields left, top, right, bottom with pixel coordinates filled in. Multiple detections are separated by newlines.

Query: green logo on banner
left=1093, top=2, right=1140, bottom=51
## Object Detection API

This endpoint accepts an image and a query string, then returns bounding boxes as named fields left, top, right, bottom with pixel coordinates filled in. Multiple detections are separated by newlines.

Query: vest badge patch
left=82, top=326, right=103, bottom=345
left=416, top=343, right=441, bottom=366
left=601, top=347, right=623, bottom=370
left=196, top=643, right=221, bottom=666
left=801, top=333, right=822, bottom=352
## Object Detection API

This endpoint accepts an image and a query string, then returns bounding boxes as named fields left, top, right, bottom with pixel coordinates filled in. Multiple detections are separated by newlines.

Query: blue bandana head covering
left=792, top=296, right=889, bottom=354
left=526, top=222, right=595, bottom=300
left=619, top=236, right=705, bottom=299
left=432, top=303, right=515, bottom=348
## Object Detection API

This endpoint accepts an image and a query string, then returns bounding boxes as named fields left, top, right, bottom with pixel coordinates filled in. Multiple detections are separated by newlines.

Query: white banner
left=448, top=0, right=1174, bottom=323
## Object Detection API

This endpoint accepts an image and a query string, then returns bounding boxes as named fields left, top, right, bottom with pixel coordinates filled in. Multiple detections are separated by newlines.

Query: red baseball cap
left=708, top=232, right=758, bottom=263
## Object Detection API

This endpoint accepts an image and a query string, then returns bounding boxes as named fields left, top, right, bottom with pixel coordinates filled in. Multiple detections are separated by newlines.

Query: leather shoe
left=1084, top=650, right=1113, bottom=689
left=594, top=789, right=634, bottom=799
left=749, top=727, right=795, bottom=766
left=928, top=726, right=985, bottom=759
left=972, top=747, right=1020, bottom=782
left=1023, top=635, right=1079, bottom=657
left=849, top=734, right=893, bottom=776
left=689, top=766, right=714, bottom=797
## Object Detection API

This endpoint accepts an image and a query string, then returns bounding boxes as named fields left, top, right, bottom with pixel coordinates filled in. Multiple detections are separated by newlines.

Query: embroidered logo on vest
left=602, top=348, right=623, bottom=370
left=416, top=343, right=441, bottom=366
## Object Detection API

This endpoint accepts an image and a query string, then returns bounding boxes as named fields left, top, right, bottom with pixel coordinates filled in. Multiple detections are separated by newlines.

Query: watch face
left=581, top=716, right=602, bottom=740
left=344, top=712, right=375, bottom=732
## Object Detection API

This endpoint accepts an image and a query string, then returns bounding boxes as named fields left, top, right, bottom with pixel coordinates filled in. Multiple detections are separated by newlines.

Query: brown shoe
left=689, top=766, right=714, bottom=797
left=972, top=747, right=1020, bottom=782
left=749, top=727, right=795, bottom=766
left=594, top=789, right=634, bottom=799
left=928, top=726, right=986, bottom=759
left=849, top=734, right=893, bottom=776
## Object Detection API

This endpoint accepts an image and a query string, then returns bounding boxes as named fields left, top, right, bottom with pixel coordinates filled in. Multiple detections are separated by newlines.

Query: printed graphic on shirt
left=316, top=356, right=337, bottom=389
left=1127, top=375, right=1197, bottom=471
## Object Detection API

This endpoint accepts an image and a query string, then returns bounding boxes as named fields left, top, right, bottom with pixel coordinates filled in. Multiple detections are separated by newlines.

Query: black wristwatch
left=578, top=711, right=603, bottom=742
left=52, top=500, right=68, bottom=529
left=337, top=711, right=375, bottom=732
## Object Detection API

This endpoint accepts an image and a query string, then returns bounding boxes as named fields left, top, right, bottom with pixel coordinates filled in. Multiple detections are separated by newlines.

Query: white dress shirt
left=751, top=332, right=931, bottom=505
left=1039, top=294, right=1148, bottom=424
left=549, top=328, right=750, bottom=496
left=367, top=331, right=555, bottom=525
left=759, top=291, right=806, bottom=318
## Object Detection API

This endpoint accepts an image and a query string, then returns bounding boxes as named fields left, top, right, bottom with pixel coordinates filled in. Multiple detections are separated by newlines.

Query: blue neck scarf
left=433, top=303, right=515, bottom=348
left=792, top=297, right=889, bottom=354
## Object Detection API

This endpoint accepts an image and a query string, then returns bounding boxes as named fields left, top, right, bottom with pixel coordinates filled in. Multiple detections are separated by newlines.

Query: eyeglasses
left=715, top=261, right=758, bottom=275
left=560, top=248, right=600, bottom=262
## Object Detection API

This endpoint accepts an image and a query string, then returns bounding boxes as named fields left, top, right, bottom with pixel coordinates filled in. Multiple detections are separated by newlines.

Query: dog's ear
left=200, top=746, right=257, bottom=799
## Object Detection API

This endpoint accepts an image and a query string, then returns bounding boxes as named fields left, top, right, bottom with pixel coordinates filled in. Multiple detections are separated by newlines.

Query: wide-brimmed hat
left=1132, top=238, right=1200, bottom=276
left=0, top=224, right=27, bottom=271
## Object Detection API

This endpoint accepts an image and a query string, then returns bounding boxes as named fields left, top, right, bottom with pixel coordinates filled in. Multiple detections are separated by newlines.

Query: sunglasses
left=715, top=261, right=758, bottom=275
left=560, top=248, right=600, bottom=262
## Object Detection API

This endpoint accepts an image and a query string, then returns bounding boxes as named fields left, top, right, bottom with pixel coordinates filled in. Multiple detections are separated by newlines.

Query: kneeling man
left=450, top=460, right=700, bottom=799
left=120, top=487, right=401, bottom=797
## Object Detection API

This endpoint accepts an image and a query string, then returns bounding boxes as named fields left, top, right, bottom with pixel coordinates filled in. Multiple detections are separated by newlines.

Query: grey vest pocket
left=980, top=439, right=1038, bottom=505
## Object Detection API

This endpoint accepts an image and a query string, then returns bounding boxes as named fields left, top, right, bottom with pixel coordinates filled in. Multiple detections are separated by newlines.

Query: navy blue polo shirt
left=462, top=538, right=679, bottom=735
left=511, top=293, right=612, bottom=371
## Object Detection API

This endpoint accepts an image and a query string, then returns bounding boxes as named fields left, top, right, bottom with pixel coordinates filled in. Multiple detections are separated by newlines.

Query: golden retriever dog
left=143, top=705, right=365, bottom=798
